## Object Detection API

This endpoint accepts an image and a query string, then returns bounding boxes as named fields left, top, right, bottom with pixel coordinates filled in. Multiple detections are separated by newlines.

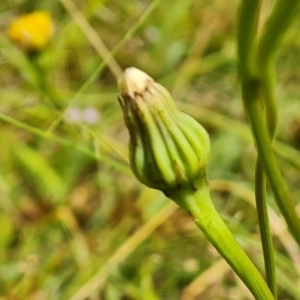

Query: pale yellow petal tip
left=118, top=67, right=154, bottom=98
left=8, top=11, right=54, bottom=52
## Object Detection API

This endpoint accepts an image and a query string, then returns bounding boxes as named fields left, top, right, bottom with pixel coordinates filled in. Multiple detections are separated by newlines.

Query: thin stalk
left=168, top=178, right=274, bottom=300
left=241, top=83, right=300, bottom=246
left=257, top=0, right=300, bottom=69
left=255, top=0, right=300, bottom=234
left=238, top=1, right=278, bottom=296
left=255, top=161, right=277, bottom=299
left=238, top=0, right=300, bottom=245
left=256, top=0, right=300, bottom=139
left=237, top=0, right=262, bottom=80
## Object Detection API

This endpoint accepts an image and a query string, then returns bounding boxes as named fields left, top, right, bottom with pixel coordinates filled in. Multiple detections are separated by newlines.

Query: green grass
left=0, top=0, right=300, bottom=299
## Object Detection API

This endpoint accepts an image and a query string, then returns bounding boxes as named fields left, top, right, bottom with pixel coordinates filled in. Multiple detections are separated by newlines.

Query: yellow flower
left=8, top=11, right=54, bottom=52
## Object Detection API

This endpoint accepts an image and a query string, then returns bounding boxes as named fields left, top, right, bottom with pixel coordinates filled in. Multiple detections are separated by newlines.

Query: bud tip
left=118, top=67, right=153, bottom=98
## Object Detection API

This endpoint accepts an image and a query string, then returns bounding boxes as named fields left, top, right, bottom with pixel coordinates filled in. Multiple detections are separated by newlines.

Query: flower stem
left=238, top=1, right=300, bottom=296
left=255, top=160, right=277, bottom=299
left=237, top=0, right=262, bottom=80
left=256, top=0, right=300, bottom=138
left=167, top=178, right=274, bottom=300
left=242, top=83, right=300, bottom=246
left=238, top=1, right=278, bottom=296
left=238, top=0, right=300, bottom=246
left=257, top=0, right=300, bottom=69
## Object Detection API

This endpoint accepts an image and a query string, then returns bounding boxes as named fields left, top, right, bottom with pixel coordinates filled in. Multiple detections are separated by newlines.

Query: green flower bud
left=118, top=67, right=210, bottom=194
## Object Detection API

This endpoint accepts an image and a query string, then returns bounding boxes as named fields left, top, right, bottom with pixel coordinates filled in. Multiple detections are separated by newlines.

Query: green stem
left=257, top=0, right=300, bottom=69
left=255, top=160, right=277, bottom=299
left=238, top=2, right=300, bottom=295
left=239, top=0, right=300, bottom=246
left=254, top=1, right=300, bottom=232
left=237, top=0, right=262, bottom=80
left=257, top=66, right=277, bottom=139
left=167, top=178, right=274, bottom=300
left=251, top=2, right=290, bottom=295
left=242, top=82, right=300, bottom=246
left=238, top=1, right=278, bottom=296
left=256, top=0, right=300, bottom=138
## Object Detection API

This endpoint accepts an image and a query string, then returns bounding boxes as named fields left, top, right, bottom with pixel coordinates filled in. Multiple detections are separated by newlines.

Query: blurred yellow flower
left=8, top=11, right=54, bottom=52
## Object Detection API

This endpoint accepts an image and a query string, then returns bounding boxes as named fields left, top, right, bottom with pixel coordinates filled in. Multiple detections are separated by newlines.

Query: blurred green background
left=1, top=0, right=300, bottom=299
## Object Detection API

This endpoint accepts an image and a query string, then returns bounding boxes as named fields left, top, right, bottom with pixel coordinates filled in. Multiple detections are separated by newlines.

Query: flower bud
left=118, top=67, right=210, bottom=194
left=8, top=11, right=54, bottom=52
